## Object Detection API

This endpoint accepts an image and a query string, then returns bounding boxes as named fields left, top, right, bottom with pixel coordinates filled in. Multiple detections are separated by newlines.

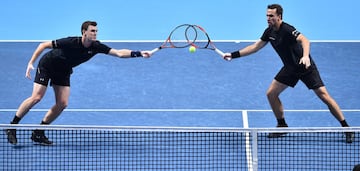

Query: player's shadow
left=11, top=144, right=33, bottom=149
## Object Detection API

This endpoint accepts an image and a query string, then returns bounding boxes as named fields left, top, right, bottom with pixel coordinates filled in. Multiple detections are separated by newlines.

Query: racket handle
left=214, top=48, right=225, bottom=57
left=150, top=47, right=160, bottom=54
left=214, top=48, right=231, bottom=61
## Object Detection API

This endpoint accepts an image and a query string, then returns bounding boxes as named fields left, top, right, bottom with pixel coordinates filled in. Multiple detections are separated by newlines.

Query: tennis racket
left=150, top=24, right=227, bottom=59
left=150, top=24, right=197, bottom=54
left=190, top=25, right=226, bottom=58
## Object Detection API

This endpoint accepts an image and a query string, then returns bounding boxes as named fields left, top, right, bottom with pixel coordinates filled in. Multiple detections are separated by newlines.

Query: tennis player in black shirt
left=223, top=4, right=354, bottom=143
left=5, top=21, right=151, bottom=145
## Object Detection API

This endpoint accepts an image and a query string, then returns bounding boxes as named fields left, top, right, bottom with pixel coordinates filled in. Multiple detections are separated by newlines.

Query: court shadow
left=11, top=144, right=33, bottom=149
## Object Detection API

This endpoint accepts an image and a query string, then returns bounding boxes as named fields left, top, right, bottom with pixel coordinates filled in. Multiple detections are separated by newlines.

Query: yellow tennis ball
left=189, top=46, right=196, bottom=53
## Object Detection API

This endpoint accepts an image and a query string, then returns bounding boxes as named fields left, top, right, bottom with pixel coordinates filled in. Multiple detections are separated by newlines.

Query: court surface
left=0, top=41, right=359, bottom=170
left=0, top=41, right=359, bottom=127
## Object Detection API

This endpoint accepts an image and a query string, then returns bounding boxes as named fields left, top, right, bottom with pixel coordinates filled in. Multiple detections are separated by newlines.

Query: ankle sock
left=340, top=120, right=349, bottom=127
left=277, top=118, right=287, bottom=126
left=10, top=116, right=21, bottom=124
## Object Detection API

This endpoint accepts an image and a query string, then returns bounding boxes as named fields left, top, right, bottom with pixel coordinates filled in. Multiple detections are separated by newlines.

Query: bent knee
left=29, top=95, right=43, bottom=104
left=266, top=89, right=278, bottom=98
left=56, top=101, right=68, bottom=109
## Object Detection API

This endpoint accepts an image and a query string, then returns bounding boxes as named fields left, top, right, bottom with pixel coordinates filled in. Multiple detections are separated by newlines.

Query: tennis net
left=1, top=124, right=359, bottom=171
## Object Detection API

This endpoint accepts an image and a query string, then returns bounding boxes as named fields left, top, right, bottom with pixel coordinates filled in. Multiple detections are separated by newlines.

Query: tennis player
left=5, top=21, right=151, bottom=145
left=223, top=4, right=354, bottom=143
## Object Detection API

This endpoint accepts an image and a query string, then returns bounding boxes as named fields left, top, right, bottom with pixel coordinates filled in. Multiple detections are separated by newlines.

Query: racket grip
left=150, top=48, right=160, bottom=54
left=214, top=48, right=225, bottom=57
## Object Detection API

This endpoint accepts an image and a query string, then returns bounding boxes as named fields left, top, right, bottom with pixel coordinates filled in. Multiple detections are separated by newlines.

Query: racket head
left=191, top=25, right=226, bottom=57
left=191, top=25, right=212, bottom=49
left=161, top=24, right=197, bottom=49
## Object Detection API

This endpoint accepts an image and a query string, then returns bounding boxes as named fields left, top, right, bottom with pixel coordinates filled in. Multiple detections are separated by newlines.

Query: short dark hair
left=81, top=21, right=97, bottom=35
left=353, top=164, right=360, bottom=171
left=268, top=4, right=283, bottom=19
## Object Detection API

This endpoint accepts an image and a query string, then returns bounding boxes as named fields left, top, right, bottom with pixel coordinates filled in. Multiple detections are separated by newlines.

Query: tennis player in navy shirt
left=223, top=4, right=354, bottom=143
left=5, top=21, right=151, bottom=145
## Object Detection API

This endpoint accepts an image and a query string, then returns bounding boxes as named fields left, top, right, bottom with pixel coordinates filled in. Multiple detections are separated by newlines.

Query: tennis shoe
left=31, top=130, right=53, bottom=145
left=345, top=132, right=354, bottom=144
left=5, top=129, right=17, bottom=145
left=268, top=124, right=288, bottom=138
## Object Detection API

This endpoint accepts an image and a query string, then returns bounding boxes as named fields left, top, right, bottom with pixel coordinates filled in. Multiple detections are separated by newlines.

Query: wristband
left=130, top=51, right=142, bottom=57
left=231, top=51, right=241, bottom=58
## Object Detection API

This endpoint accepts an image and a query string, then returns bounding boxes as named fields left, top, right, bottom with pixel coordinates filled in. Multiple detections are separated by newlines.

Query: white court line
left=242, top=110, right=254, bottom=171
left=0, top=109, right=359, bottom=112
left=242, top=110, right=249, bottom=128
left=2, top=40, right=360, bottom=42
left=0, top=108, right=247, bottom=112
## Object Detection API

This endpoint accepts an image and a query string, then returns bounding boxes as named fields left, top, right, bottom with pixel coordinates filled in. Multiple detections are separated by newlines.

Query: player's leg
left=313, top=86, right=345, bottom=121
left=43, top=85, right=70, bottom=124
left=267, top=80, right=289, bottom=124
left=313, top=86, right=354, bottom=143
left=266, top=79, right=289, bottom=138
left=302, top=67, right=354, bottom=143
left=31, top=85, right=70, bottom=145
left=15, top=83, right=48, bottom=119
left=5, top=83, right=47, bottom=145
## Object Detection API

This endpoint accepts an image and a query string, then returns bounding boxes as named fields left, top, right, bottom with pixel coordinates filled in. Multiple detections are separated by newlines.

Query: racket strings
left=168, top=24, right=196, bottom=48
left=192, top=25, right=214, bottom=49
left=167, top=24, right=213, bottom=49
left=192, top=31, right=211, bottom=49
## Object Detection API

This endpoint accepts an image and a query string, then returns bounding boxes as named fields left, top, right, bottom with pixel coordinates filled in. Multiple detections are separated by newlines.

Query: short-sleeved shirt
left=42, top=36, right=111, bottom=69
left=260, top=22, right=316, bottom=72
left=260, top=22, right=324, bottom=89
left=35, top=37, right=111, bottom=86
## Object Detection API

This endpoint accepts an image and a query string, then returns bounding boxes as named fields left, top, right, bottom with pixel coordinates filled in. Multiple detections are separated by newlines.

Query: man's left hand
left=299, top=56, right=311, bottom=69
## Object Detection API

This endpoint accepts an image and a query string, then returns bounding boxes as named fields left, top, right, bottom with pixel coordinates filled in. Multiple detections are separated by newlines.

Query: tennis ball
left=189, top=46, right=196, bottom=53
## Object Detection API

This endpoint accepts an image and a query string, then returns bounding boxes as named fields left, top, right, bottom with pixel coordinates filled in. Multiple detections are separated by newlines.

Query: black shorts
left=274, top=66, right=324, bottom=89
left=34, top=53, right=72, bottom=86
left=34, top=67, right=71, bottom=86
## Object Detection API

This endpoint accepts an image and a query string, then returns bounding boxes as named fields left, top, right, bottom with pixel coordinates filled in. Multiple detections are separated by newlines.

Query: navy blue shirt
left=261, top=22, right=315, bottom=70
left=43, top=37, right=111, bottom=69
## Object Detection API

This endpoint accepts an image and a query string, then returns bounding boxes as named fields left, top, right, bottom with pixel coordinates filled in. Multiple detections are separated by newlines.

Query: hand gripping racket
left=150, top=24, right=226, bottom=59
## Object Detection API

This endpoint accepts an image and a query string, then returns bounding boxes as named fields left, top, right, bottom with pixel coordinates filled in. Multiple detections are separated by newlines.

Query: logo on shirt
left=269, top=37, right=276, bottom=41
left=292, top=30, right=300, bottom=37
left=87, top=50, right=93, bottom=55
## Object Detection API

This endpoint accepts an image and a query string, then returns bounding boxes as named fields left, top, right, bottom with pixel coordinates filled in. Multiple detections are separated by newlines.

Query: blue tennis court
left=1, top=41, right=359, bottom=126
left=0, top=41, right=359, bottom=170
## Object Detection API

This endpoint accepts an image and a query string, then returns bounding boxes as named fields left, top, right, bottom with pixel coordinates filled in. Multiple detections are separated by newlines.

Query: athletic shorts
left=34, top=67, right=71, bottom=86
left=274, top=66, right=324, bottom=89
